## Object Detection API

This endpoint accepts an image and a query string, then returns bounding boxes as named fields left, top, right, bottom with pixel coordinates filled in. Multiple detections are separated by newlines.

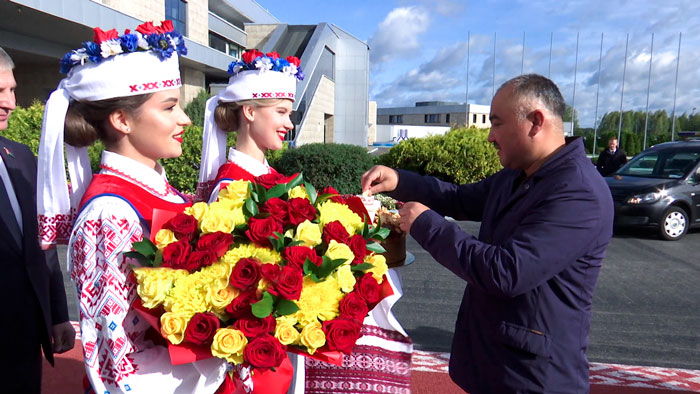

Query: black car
left=604, top=141, right=700, bottom=240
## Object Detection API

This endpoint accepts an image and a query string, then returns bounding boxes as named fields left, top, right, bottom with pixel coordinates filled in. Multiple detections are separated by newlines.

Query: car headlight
left=626, top=190, right=666, bottom=204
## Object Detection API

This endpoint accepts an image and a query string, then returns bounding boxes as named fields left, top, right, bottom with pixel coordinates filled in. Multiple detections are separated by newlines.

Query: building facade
left=0, top=0, right=370, bottom=146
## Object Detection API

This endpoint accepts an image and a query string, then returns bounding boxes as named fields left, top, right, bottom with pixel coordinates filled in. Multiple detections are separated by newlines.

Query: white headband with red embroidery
left=197, top=50, right=303, bottom=200
left=37, top=21, right=185, bottom=247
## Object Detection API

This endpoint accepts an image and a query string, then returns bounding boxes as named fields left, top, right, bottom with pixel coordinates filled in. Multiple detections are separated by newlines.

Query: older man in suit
left=363, top=74, right=613, bottom=393
left=0, top=47, right=74, bottom=393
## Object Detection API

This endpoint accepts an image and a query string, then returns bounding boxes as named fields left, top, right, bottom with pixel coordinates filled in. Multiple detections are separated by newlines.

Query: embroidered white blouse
left=68, top=151, right=226, bottom=394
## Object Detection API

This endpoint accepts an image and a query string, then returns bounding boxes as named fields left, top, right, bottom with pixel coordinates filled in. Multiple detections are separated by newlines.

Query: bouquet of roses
left=127, top=172, right=392, bottom=374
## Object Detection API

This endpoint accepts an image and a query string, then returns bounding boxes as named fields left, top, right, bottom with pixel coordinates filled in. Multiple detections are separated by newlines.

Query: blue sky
left=259, top=0, right=700, bottom=127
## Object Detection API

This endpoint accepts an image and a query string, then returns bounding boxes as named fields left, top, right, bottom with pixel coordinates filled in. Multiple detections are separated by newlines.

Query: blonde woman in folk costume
left=37, top=21, right=227, bottom=393
left=198, top=49, right=413, bottom=394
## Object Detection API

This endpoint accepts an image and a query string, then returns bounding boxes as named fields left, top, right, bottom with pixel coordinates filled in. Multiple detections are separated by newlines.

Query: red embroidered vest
left=78, top=174, right=192, bottom=230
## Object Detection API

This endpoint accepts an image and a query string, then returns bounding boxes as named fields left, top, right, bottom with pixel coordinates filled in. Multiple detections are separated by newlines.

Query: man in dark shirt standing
left=596, top=137, right=627, bottom=176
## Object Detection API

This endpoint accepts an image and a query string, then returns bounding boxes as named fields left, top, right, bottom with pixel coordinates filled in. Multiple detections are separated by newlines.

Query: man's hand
left=52, top=321, right=76, bottom=354
left=398, top=202, right=430, bottom=233
left=361, top=165, right=399, bottom=196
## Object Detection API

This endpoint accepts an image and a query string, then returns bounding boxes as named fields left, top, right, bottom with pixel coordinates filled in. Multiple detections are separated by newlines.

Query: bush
left=4, top=100, right=44, bottom=154
left=377, top=127, right=501, bottom=185
left=184, top=89, right=211, bottom=127
left=274, top=143, right=376, bottom=195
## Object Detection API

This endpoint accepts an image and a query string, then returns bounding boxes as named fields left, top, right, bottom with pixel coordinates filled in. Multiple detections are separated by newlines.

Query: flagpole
left=571, top=32, right=579, bottom=136
left=671, top=32, right=682, bottom=142
left=643, top=33, right=654, bottom=149
left=617, top=33, right=629, bottom=143
left=492, top=32, right=497, bottom=99
left=593, top=32, right=603, bottom=155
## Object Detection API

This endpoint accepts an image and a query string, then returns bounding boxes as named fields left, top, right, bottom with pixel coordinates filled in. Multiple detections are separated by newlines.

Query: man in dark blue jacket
left=362, top=74, right=613, bottom=393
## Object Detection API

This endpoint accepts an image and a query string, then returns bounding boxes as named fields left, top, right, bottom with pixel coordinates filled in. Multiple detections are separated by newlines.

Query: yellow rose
left=294, top=220, right=322, bottom=247
left=365, top=253, right=388, bottom=283
left=184, top=202, right=209, bottom=222
left=300, top=321, right=326, bottom=354
left=199, top=207, right=235, bottom=234
left=274, top=320, right=301, bottom=346
left=207, top=281, right=239, bottom=311
left=288, top=186, right=309, bottom=200
left=160, top=312, right=190, bottom=345
left=219, top=180, right=250, bottom=206
left=134, top=267, right=177, bottom=308
left=211, top=327, right=247, bottom=364
left=231, top=206, right=247, bottom=227
left=325, top=240, right=355, bottom=265
left=154, top=229, right=177, bottom=250
left=335, top=264, right=356, bottom=293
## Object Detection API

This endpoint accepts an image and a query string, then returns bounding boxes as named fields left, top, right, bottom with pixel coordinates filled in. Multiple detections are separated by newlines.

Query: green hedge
left=274, top=143, right=375, bottom=195
left=377, top=127, right=501, bottom=184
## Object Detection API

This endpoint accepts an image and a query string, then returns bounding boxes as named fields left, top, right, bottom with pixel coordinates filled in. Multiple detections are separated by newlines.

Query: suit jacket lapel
left=0, top=141, right=27, bottom=253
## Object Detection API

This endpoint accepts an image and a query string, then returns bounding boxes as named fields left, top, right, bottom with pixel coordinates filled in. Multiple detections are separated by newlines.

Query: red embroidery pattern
left=128, top=78, right=181, bottom=93
left=100, top=164, right=177, bottom=198
left=251, top=92, right=295, bottom=99
left=38, top=209, right=76, bottom=245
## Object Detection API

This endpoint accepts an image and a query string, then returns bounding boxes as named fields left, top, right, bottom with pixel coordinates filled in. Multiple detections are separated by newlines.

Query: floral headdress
left=197, top=49, right=304, bottom=201
left=37, top=20, right=186, bottom=248
left=59, top=20, right=187, bottom=74
left=227, top=50, right=304, bottom=81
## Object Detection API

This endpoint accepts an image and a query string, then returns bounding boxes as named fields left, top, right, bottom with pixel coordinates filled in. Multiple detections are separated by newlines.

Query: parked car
left=604, top=141, right=700, bottom=240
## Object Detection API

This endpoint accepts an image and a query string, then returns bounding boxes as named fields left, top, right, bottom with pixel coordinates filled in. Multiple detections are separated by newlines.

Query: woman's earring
left=126, top=127, right=131, bottom=132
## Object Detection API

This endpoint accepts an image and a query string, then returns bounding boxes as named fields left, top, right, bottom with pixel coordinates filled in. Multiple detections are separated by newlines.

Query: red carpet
left=44, top=330, right=700, bottom=393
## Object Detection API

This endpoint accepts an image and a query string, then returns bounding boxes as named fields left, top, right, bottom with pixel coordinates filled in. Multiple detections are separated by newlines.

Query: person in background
left=596, top=136, right=627, bottom=176
left=36, top=22, right=226, bottom=393
left=362, top=74, right=613, bottom=394
left=0, top=46, right=75, bottom=394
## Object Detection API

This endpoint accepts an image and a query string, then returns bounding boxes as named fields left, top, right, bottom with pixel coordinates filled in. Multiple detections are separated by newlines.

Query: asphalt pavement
left=57, top=223, right=700, bottom=371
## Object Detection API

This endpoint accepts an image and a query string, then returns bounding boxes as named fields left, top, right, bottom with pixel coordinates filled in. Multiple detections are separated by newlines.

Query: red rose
left=161, top=239, right=191, bottom=268
left=234, top=314, right=276, bottom=337
left=245, top=217, right=282, bottom=248
left=183, top=249, right=216, bottom=272
left=338, top=292, right=369, bottom=320
left=229, top=258, right=261, bottom=290
left=319, top=186, right=343, bottom=203
left=184, top=312, right=220, bottom=345
left=163, top=213, right=198, bottom=240
left=136, top=21, right=158, bottom=35
left=266, top=52, right=280, bottom=59
left=244, top=334, right=286, bottom=370
left=158, top=20, right=174, bottom=33
left=93, top=27, right=119, bottom=44
left=268, top=265, right=303, bottom=300
left=347, top=235, right=367, bottom=264
left=286, top=56, right=301, bottom=67
left=287, top=198, right=316, bottom=226
left=254, top=172, right=287, bottom=189
left=242, top=49, right=264, bottom=64
left=225, top=290, right=259, bottom=318
left=354, top=273, right=380, bottom=304
left=282, top=246, right=322, bottom=270
left=342, top=196, right=371, bottom=224
left=322, top=317, right=362, bottom=355
left=261, top=198, right=289, bottom=224
left=260, top=263, right=281, bottom=283
left=323, top=221, right=350, bottom=245
left=196, top=232, right=234, bottom=258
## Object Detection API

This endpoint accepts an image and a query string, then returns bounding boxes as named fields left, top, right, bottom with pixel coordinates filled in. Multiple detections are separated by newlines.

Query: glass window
left=482, top=114, right=486, bottom=123
left=425, top=114, right=440, bottom=123
left=446, top=114, right=450, bottom=123
left=473, top=114, right=477, bottom=123
left=165, top=0, right=187, bottom=35
left=389, top=115, right=403, bottom=124
left=619, top=149, right=700, bottom=179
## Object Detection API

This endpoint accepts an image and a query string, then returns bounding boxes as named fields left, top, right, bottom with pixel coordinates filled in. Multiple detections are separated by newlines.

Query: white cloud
left=368, top=7, right=430, bottom=65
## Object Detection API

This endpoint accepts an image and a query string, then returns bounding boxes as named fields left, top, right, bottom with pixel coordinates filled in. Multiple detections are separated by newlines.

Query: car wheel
left=658, top=206, right=688, bottom=241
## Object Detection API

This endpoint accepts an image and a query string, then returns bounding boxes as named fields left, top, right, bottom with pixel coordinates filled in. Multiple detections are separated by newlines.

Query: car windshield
left=617, top=149, right=700, bottom=179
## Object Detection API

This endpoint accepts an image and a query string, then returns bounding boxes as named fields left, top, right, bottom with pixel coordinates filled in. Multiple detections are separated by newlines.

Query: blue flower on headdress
left=60, top=52, right=74, bottom=74
left=82, top=41, right=102, bottom=63
left=146, top=33, right=175, bottom=60
left=296, top=68, right=305, bottom=81
left=120, top=33, right=139, bottom=52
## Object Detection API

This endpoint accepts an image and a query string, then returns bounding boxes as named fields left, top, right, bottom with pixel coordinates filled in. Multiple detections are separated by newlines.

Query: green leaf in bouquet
left=269, top=232, right=285, bottom=252
left=317, top=257, right=348, bottom=279
left=131, top=239, right=158, bottom=258
left=248, top=182, right=260, bottom=203
left=351, top=262, right=374, bottom=272
left=286, top=172, right=304, bottom=190
left=373, top=227, right=391, bottom=241
left=252, top=291, right=275, bottom=318
left=287, top=240, right=305, bottom=247
left=274, top=299, right=300, bottom=316
left=266, top=183, right=288, bottom=199
left=314, top=193, right=335, bottom=206
left=123, top=251, right=154, bottom=267
left=304, top=181, right=318, bottom=205
left=153, top=249, right=164, bottom=267
left=361, top=220, right=370, bottom=238
left=244, top=197, right=258, bottom=217
left=366, top=242, right=386, bottom=254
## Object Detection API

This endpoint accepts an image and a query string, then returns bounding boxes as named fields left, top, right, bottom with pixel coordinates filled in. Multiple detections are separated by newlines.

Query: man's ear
left=241, top=105, right=255, bottom=123
left=107, top=110, right=131, bottom=135
left=526, top=109, right=545, bottom=136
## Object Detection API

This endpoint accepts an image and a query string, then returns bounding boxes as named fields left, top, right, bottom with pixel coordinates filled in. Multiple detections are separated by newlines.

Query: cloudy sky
left=261, top=0, right=700, bottom=127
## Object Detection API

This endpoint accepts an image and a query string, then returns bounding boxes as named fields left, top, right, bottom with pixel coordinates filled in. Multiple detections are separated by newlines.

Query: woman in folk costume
left=198, top=49, right=413, bottom=394
left=37, top=21, right=227, bottom=393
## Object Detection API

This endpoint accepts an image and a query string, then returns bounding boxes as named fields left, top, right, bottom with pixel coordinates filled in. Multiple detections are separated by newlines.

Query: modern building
left=374, top=101, right=491, bottom=143
left=0, top=0, right=370, bottom=146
